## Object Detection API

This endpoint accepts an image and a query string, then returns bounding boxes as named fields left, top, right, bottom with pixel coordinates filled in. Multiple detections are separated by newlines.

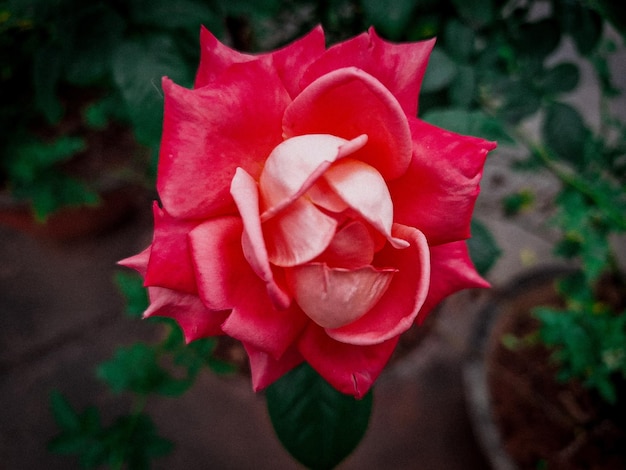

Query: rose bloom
left=121, top=26, right=496, bottom=398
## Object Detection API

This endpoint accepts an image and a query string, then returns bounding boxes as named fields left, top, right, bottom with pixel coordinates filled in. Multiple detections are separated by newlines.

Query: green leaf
left=451, top=0, right=494, bottom=28
left=512, top=18, right=561, bottom=60
left=421, top=48, right=457, bottom=93
left=557, top=0, right=603, bottom=55
left=114, top=271, right=149, bottom=318
left=443, top=19, right=475, bottom=63
left=266, top=363, right=372, bottom=469
left=112, top=35, right=193, bottom=147
left=542, top=101, right=589, bottom=168
left=63, top=4, right=125, bottom=86
left=467, top=219, right=501, bottom=276
left=449, top=64, right=476, bottom=107
left=98, top=343, right=172, bottom=395
left=499, top=80, right=541, bottom=123
left=422, top=108, right=513, bottom=143
left=539, top=62, right=580, bottom=95
left=50, top=390, right=81, bottom=432
left=360, top=0, right=418, bottom=40
left=128, top=0, right=223, bottom=36
left=502, top=189, right=535, bottom=216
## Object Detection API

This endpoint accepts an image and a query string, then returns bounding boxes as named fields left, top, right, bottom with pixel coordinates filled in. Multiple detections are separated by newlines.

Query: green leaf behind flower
left=266, top=363, right=372, bottom=469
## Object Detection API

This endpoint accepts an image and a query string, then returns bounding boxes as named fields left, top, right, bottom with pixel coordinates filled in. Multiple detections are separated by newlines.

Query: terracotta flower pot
left=464, top=267, right=626, bottom=470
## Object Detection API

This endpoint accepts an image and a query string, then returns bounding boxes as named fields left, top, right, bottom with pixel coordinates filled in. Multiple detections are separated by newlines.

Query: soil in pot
left=485, top=271, right=626, bottom=470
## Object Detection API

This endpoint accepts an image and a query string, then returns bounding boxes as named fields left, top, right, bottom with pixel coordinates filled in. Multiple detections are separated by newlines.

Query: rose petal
left=263, top=197, right=338, bottom=267
left=243, top=343, right=304, bottom=392
left=326, top=223, right=429, bottom=345
left=298, top=323, right=399, bottom=398
left=221, top=280, right=309, bottom=360
left=283, top=67, right=412, bottom=180
left=118, top=246, right=151, bottom=277
left=144, top=287, right=228, bottom=342
left=144, top=203, right=199, bottom=294
left=389, top=118, right=496, bottom=245
left=418, top=240, right=490, bottom=323
left=188, top=216, right=250, bottom=311
left=317, top=220, right=375, bottom=269
left=158, top=60, right=290, bottom=219
left=286, top=263, right=396, bottom=329
left=194, top=26, right=255, bottom=88
left=270, top=25, right=326, bottom=99
left=323, top=158, right=408, bottom=249
left=230, top=168, right=291, bottom=309
left=195, top=26, right=326, bottom=98
left=259, top=134, right=368, bottom=220
left=301, top=27, right=435, bottom=116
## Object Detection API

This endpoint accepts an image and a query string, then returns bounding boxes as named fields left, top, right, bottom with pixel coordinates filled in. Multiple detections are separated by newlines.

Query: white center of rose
left=256, top=134, right=407, bottom=329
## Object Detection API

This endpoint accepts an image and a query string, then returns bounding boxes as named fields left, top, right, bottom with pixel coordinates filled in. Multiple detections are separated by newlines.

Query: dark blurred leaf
left=499, top=81, right=541, bottom=123
left=452, top=0, right=494, bottom=28
left=33, top=42, right=65, bottom=123
left=114, top=271, right=149, bottom=318
left=444, top=19, right=475, bottom=62
left=513, top=18, right=561, bottom=60
left=360, top=0, right=417, bottom=40
left=129, top=0, right=223, bottom=36
left=543, top=101, right=588, bottom=167
left=112, top=35, right=193, bottom=147
left=64, top=4, right=125, bottom=86
left=557, top=0, right=604, bottom=55
left=98, top=343, right=173, bottom=395
left=468, top=219, right=501, bottom=276
left=449, top=64, right=476, bottom=107
left=422, top=108, right=513, bottom=143
left=421, top=48, right=457, bottom=93
left=502, top=189, right=535, bottom=216
left=266, top=363, right=372, bottom=470
left=539, top=62, right=580, bottom=95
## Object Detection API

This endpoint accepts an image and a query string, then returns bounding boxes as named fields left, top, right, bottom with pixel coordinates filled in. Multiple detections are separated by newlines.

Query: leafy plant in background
left=0, top=0, right=285, bottom=219
left=49, top=271, right=235, bottom=469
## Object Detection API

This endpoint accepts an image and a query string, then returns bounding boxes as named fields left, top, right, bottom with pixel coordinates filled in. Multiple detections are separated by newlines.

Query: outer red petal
left=158, top=60, right=290, bottom=219
left=298, top=323, right=399, bottom=398
left=194, top=26, right=255, bottom=88
left=283, top=67, right=412, bottom=181
left=188, top=216, right=249, bottom=311
left=325, top=223, right=430, bottom=345
left=118, top=246, right=151, bottom=277
left=389, top=118, right=496, bottom=246
left=302, top=28, right=435, bottom=116
left=144, top=287, right=228, bottom=343
left=418, top=240, right=490, bottom=324
left=144, top=203, right=199, bottom=294
left=221, top=280, right=309, bottom=360
left=195, top=26, right=326, bottom=98
left=243, top=343, right=304, bottom=392
left=270, top=25, right=326, bottom=99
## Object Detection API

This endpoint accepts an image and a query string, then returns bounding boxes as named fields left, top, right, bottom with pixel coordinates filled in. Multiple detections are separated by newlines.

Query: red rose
left=121, top=27, right=495, bottom=398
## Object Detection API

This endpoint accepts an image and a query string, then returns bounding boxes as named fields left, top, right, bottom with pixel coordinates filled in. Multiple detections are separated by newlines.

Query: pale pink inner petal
left=230, top=168, right=291, bottom=309
left=286, top=263, right=396, bottom=329
left=323, top=158, right=409, bottom=249
left=326, top=223, right=430, bottom=345
left=259, top=134, right=367, bottom=221
left=306, top=178, right=349, bottom=213
left=316, top=220, right=375, bottom=269
left=263, top=197, right=337, bottom=267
